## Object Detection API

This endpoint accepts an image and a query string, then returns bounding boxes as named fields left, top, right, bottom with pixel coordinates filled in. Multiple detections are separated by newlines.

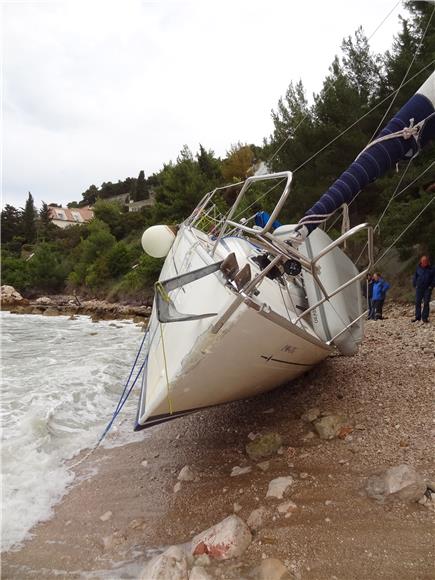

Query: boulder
left=1, top=285, right=24, bottom=305
left=366, top=464, right=427, bottom=502
left=140, top=546, right=189, bottom=580
left=36, top=296, right=52, bottom=305
left=255, top=558, right=292, bottom=580
left=266, top=476, right=294, bottom=500
left=246, top=433, right=282, bottom=461
left=191, top=515, right=251, bottom=560
left=313, top=414, right=347, bottom=440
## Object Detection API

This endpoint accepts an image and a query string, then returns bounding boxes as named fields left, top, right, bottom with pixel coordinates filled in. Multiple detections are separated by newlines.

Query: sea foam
left=1, top=312, right=147, bottom=551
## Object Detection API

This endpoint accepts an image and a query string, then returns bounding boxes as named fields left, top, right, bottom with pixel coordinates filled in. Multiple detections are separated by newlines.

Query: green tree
left=27, top=243, right=68, bottom=292
left=81, top=184, right=99, bottom=206
left=93, top=199, right=124, bottom=239
left=38, top=202, right=53, bottom=242
left=132, top=170, right=148, bottom=201
left=22, top=192, right=37, bottom=244
left=1, top=204, right=22, bottom=243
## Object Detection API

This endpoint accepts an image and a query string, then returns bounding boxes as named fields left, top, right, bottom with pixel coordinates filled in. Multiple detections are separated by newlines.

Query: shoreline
left=1, top=294, right=151, bottom=323
left=2, top=304, right=434, bottom=579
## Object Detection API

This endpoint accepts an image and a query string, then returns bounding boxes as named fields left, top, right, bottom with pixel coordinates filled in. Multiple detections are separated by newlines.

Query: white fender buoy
left=141, top=225, right=176, bottom=258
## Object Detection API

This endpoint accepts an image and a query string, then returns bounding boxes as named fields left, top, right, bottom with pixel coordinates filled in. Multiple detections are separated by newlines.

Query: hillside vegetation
left=2, top=2, right=433, bottom=302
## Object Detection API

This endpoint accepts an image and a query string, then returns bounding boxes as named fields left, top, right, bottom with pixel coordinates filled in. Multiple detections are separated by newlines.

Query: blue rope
left=69, top=330, right=149, bottom=468
left=96, top=353, right=148, bottom=446
left=114, top=329, right=148, bottom=415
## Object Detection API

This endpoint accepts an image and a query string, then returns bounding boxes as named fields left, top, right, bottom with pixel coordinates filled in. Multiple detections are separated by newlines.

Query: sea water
left=1, top=311, right=147, bottom=552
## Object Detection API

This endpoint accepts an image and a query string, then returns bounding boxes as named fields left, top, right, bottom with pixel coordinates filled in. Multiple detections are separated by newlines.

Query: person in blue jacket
left=370, top=272, right=390, bottom=320
left=412, top=255, right=435, bottom=323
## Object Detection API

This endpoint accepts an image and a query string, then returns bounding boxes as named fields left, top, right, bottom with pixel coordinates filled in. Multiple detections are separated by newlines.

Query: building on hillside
left=48, top=205, right=94, bottom=228
left=128, top=192, right=156, bottom=212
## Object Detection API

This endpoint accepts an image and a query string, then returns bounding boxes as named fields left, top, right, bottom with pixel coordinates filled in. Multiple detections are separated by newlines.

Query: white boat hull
left=136, top=225, right=331, bottom=429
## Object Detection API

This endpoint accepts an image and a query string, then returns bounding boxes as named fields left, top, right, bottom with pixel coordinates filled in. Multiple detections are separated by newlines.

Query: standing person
left=371, top=273, right=390, bottom=320
left=412, top=255, right=435, bottom=323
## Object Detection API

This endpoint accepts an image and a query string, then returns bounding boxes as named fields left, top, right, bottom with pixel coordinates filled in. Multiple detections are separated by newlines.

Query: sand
left=2, top=304, right=434, bottom=579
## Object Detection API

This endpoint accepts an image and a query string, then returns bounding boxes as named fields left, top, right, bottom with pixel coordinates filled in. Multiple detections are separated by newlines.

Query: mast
left=298, top=70, right=435, bottom=235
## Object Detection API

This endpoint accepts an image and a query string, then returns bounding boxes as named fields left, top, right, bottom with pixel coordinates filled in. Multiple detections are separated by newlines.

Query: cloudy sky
left=2, top=0, right=406, bottom=209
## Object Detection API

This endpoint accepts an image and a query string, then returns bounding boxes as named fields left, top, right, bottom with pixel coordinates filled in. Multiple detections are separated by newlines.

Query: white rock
left=189, top=566, right=212, bottom=580
left=174, top=482, right=182, bottom=493
left=1, top=285, right=23, bottom=304
left=141, top=460, right=148, bottom=467
left=191, top=515, right=252, bottom=560
left=247, top=506, right=268, bottom=531
left=231, top=466, right=252, bottom=477
left=99, top=510, right=112, bottom=522
left=178, top=465, right=195, bottom=482
left=277, top=501, right=297, bottom=517
left=233, top=502, right=242, bottom=513
left=141, top=545, right=189, bottom=580
left=255, top=558, right=292, bottom=580
left=266, top=476, right=294, bottom=500
left=36, top=296, right=52, bottom=305
left=366, top=464, right=426, bottom=502
left=257, top=461, right=270, bottom=472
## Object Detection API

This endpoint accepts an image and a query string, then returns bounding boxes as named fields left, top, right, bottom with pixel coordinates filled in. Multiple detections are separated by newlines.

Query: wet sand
left=2, top=305, right=434, bottom=579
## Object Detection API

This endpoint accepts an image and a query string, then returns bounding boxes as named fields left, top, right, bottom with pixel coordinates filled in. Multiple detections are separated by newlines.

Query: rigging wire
left=374, top=194, right=435, bottom=267
left=368, top=2, right=435, bottom=142
left=267, top=0, right=402, bottom=166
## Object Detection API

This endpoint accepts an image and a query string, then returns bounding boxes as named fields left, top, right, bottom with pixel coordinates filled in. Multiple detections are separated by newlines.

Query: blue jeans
left=415, top=287, right=432, bottom=321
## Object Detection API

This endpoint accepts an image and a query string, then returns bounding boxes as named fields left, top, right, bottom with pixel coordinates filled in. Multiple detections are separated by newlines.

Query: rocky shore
left=2, top=301, right=434, bottom=579
left=0, top=285, right=151, bottom=323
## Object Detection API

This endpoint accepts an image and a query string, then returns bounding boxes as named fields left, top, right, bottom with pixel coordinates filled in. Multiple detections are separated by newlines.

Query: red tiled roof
left=48, top=206, right=94, bottom=223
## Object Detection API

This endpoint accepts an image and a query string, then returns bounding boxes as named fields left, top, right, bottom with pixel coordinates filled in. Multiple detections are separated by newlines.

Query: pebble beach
left=2, top=302, right=434, bottom=579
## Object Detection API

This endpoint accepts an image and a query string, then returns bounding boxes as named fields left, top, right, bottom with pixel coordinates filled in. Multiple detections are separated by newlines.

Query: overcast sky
left=2, top=0, right=407, bottom=209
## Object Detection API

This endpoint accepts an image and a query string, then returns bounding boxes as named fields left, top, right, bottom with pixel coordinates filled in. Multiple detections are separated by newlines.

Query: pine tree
left=1, top=204, right=22, bottom=243
left=22, top=192, right=37, bottom=244
left=38, top=202, right=51, bottom=241
left=132, top=170, right=148, bottom=201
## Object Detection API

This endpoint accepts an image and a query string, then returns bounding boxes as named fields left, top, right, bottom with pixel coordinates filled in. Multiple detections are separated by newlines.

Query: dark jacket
left=413, top=265, right=435, bottom=290
left=372, top=278, right=390, bottom=301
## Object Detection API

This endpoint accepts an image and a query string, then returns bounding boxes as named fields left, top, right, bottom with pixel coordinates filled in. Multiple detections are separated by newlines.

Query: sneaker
left=423, top=319, right=429, bottom=323
left=411, top=319, right=420, bottom=322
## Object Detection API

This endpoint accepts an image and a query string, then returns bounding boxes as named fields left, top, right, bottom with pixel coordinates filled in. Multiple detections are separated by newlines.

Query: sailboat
left=134, top=70, right=435, bottom=430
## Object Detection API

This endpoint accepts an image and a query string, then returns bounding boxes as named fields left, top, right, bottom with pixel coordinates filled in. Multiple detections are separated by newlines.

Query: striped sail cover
left=301, top=71, right=435, bottom=232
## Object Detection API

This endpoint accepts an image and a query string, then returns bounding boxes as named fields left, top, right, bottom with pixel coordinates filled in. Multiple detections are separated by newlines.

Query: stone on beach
left=231, top=466, right=252, bottom=477
left=366, top=464, right=427, bottom=502
left=1, top=285, right=24, bottom=305
left=277, top=500, right=297, bottom=517
left=246, top=433, right=282, bottom=460
left=313, top=414, right=347, bottom=440
left=191, top=515, right=252, bottom=560
left=255, top=558, right=292, bottom=580
left=301, top=407, right=321, bottom=422
left=178, top=465, right=195, bottom=482
left=247, top=506, right=269, bottom=531
left=266, top=476, right=294, bottom=499
left=141, top=545, right=189, bottom=580
left=99, top=510, right=112, bottom=522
